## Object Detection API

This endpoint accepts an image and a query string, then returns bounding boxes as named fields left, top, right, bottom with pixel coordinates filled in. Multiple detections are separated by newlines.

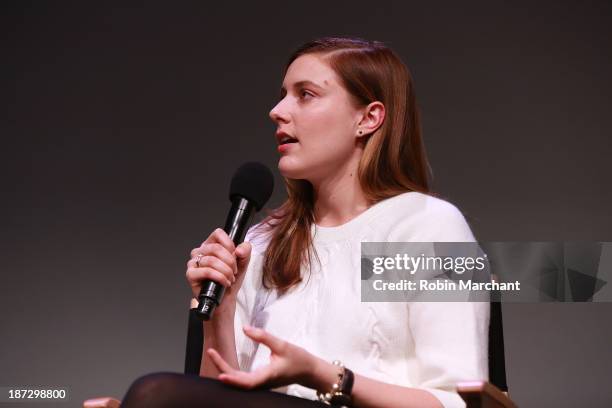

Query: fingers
left=243, top=326, right=287, bottom=354
left=235, top=241, right=252, bottom=272
left=207, top=335, right=287, bottom=390
left=186, top=231, right=239, bottom=294
left=204, top=228, right=236, bottom=254
left=217, top=363, right=273, bottom=390
left=189, top=242, right=237, bottom=276
left=190, top=252, right=235, bottom=279
left=212, top=356, right=272, bottom=389
left=82, top=397, right=121, bottom=408
left=206, top=348, right=235, bottom=373
left=187, top=266, right=233, bottom=288
left=185, top=228, right=252, bottom=299
left=206, top=348, right=265, bottom=389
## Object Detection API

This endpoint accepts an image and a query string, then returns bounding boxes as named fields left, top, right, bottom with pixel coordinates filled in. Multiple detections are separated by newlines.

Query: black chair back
left=185, top=308, right=204, bottom=375
left=489, top=300, right=508, bottom=391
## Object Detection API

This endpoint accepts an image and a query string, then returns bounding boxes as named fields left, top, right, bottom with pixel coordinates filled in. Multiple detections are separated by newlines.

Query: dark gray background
left=2, top=1, right=611, bottom=407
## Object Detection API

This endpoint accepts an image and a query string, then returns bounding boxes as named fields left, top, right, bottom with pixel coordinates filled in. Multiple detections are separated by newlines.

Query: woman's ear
left=356, top=101, right=385, bottom=138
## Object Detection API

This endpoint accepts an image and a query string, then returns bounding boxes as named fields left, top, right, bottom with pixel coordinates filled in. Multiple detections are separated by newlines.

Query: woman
left=121, top=37, right=488, bottom=408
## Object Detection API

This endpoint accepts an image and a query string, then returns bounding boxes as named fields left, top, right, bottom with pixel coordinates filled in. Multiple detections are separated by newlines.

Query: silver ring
left=196, top=253, right=204, bottom=267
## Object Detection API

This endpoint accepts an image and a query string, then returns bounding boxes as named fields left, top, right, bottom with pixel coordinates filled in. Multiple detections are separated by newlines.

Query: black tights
left=120, top=372, right=326, bottom=408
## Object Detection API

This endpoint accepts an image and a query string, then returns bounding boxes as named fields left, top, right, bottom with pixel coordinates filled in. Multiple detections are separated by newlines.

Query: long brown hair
left=254, top=37, right=432, bottom=294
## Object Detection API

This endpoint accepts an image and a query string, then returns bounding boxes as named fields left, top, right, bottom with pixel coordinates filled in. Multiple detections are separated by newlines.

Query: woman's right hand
left=186, top=228, right=252, bottom=315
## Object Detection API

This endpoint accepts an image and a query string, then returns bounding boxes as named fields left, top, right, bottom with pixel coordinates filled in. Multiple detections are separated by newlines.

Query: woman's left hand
left=206, top=325, right=317, bottom=390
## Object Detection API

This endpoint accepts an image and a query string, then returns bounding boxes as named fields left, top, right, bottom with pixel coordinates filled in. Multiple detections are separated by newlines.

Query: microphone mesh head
left=229, top=162, right=274, bottom=211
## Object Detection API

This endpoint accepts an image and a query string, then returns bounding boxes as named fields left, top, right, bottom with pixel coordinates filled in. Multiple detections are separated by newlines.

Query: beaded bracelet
left=316, top=360, right=354, bottom=407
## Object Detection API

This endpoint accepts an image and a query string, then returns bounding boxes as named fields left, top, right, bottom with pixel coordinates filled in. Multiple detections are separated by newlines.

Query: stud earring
left=358, top=130, right=363, bottom=135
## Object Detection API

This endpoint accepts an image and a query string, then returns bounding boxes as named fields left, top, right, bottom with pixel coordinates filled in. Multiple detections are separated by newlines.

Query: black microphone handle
left=195, top=197, right=256, bottom=321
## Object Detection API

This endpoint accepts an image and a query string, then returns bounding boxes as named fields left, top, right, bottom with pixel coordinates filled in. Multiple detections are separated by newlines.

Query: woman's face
left=269, top=54, right=364, bottom=183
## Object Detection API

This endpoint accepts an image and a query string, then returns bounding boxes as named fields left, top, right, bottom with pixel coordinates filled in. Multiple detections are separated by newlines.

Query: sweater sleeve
left=407, top=301, right=489, bottom=408
left=392, top=196, right=490, bottom=408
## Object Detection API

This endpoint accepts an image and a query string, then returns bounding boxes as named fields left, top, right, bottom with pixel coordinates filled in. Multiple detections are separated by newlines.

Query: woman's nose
left=269, top=101, right=289, bottom=123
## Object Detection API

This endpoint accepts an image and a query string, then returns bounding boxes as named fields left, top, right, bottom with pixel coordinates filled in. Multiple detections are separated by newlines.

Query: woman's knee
left=121, top=372, right=184, bottom=407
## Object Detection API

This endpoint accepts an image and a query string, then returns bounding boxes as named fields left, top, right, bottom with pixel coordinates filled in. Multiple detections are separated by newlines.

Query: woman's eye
left=300, top=89, right=314, bottom=99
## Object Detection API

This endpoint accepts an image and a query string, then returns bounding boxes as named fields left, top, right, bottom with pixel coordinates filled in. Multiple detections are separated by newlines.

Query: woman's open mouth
left=276, top=131, right=299, bottom=153
left=277, top=141, right=298, bottom=153
left=278, top=135, right=299, bottom=145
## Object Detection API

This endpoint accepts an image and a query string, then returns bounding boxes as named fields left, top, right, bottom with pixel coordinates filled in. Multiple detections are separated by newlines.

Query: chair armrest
left=457, top=381, right=518, bottom=408
left=82, top=397, right=121, bottom=408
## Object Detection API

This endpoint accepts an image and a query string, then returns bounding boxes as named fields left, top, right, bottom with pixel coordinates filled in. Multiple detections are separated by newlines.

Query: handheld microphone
left=195, top=162, right=274, bottom=321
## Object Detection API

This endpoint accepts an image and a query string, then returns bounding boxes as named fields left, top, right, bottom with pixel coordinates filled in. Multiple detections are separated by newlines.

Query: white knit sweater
left=234, top=191, right=489, bottom=408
